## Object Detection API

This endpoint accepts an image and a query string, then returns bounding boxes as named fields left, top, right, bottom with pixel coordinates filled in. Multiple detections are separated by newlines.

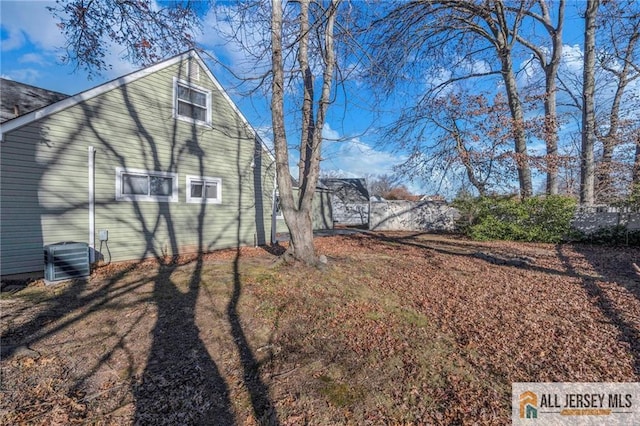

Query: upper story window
left=115, top=167, right=178, bottom=202
left=186, top=175, right=222, bottom=204
left=173, top=77, right=211, bottom=126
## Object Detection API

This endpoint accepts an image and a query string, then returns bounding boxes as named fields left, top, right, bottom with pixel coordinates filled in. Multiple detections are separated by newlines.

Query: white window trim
left=173, top=77, right=212, bottom=126
left=186, top=175, right=222, bottom=204
left=115, top=167, right=179, bottom=202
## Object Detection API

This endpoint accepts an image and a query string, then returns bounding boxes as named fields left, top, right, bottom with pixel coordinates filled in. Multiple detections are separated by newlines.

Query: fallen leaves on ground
left=1, top=232, right=638, bottom=425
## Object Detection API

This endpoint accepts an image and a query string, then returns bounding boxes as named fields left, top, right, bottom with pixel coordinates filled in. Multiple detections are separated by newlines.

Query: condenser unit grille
left=44, top=242, right=90, bottom=283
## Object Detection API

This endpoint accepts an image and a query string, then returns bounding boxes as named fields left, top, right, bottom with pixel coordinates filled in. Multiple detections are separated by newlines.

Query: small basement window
left=173, top=77, right=211, bottom=125
left=116, top=167, right=178, bottom=202
left=186, top=175, right=222, bottom=204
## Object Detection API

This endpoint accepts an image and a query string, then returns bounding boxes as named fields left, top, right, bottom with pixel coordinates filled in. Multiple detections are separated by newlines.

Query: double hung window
left=173, top=78, right=211, bottom=125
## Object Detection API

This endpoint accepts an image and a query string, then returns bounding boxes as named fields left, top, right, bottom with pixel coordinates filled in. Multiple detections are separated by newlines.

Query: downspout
left=89, top=146, right=96, bottom=263
left=271, top=188, right=278, bottom=244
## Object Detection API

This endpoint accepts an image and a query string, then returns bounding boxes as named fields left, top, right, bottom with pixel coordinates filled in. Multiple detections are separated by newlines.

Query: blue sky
left=1, top=1, right=409, bottom=188
left=0, top=1, right=602, bottom=196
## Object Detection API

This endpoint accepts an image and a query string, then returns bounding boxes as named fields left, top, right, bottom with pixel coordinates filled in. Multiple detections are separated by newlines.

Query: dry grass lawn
left=1, top=232, right=639, bottom=425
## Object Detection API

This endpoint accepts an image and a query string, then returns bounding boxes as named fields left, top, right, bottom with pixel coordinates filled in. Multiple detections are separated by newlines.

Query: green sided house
left=0, top=50, right=332, bottom=277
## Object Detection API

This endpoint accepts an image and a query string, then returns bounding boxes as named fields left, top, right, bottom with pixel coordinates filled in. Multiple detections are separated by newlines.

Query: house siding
left=274, top=189, right=333, bottom=235
left=1, top=55, right=276, bottom=275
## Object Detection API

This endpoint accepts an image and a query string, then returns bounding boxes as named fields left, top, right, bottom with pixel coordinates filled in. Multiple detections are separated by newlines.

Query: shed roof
left=320, top=178, right=370, bottom=202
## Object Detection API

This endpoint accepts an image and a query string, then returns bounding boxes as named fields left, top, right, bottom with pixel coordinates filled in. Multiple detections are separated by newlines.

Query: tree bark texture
left=270, top=0, right=338, bottom=265
left=580, top=0, right=598, bottom=205
left=491, top=1, right=533, bottom=198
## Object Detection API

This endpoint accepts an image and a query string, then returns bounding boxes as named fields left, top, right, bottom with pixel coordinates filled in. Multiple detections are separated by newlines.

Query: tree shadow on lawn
left=350, top=232, right=640, bottom=379
left=0, top=262, right=145, bottom=360
left=132, top=257, right=236, bottom=425
left=1, top=252, right=281, bottom=425
left=557, top=244, right=640, bottom=378
left=227, top=249, right=279, bottom=425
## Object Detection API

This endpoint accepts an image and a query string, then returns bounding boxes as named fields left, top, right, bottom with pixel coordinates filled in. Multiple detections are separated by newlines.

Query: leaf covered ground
left=1, top=232, right=639, bottom=425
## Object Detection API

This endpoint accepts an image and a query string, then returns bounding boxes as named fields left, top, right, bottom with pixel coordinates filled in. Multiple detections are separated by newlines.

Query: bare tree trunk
left=580, top=0, right=598, bottom=205
left=516, top=0, right=565, bottom=195
left=452, top=123, right=487, bottom=196
left=492, top=1, right=533, bottom=198
left=542, top=0, right=564, bottom=195
left=632, top=131, right=640, bottom=195
left=596, top=2, right=639, bottom=202
left=270, top=0, right=311, bottom=262
left=270, top=0, right=338, bottom=265
left=502, top=56, right=533, bottom=198
left=544, top=75, right=560, bottom=195
left=297, top=0, right=315, bottom=194
left=598, top=132, right=617, bottom=202
left=597, top=75, right=628, bottom=202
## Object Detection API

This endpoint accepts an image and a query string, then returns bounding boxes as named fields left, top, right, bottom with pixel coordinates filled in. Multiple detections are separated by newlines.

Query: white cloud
left=6, top=68, right=41, bottom=83
left=517, top=53, right=542, bottom=88
left=1, top=1, right=65, bottom=52
left=561, top=44, right=584, bottom=74
left=18, top=52, right=48, bottom=66
left=196, top=5, right=272, bottom=78
left=320, top=123, right=406, bottom=178
left=426, top=67, right=452, bottom=91
left=1, top=1, right=143, bottom=82
left=461, top=58, right=491, bottom=75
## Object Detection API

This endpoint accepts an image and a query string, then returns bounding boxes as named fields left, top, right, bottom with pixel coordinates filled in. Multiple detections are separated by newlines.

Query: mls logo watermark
left=519, top=390, right=538, bottom=419
left=512, top=382, right=640, bottom=425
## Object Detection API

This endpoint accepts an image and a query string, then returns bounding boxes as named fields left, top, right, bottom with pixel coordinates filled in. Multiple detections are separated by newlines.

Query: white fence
left=369, top=201, right=460, bottom=232
left=368, top=201, right=640, bottom=235
left=572, top=206, right=640, bottom=234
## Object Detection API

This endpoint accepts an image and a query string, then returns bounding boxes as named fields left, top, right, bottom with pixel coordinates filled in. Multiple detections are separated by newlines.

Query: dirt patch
left=1, top=234, right=639, bottom=424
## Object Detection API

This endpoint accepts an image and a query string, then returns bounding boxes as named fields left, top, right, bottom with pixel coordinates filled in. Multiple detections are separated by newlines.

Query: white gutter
left=89, top=146, right=96, bottom=263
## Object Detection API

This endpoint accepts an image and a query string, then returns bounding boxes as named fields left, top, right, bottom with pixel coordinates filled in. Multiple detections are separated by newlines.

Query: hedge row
left=453, top=195, right=577, bottom=243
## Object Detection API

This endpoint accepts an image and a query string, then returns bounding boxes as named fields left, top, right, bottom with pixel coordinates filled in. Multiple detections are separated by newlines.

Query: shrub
left=453, top=195, right=577, bottom=243
left=572, top=226, right=640, bottom=246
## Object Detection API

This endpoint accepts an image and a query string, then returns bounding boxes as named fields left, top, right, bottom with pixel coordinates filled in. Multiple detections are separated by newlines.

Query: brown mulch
left=1, top=232, right=638, bottom=425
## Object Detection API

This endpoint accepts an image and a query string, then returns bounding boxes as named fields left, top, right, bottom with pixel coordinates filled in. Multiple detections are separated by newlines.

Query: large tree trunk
left=297, top=0, right=315, bottom=194
left=595, top=4, right=639, bottom=202
left=270, top=0, right=337, bottom=265
left=270, top=0, right=317, bottom=264
left=542, top=0, right=564, bottom=195
left=580, top=0, right=598, bottom=205
left=597, top=70, right=628, bottom=202
left=285, top=211, right=315, bottom=262
left=500, top=51, right=533, bottom=198
left=493, top=1, right=533, bottom=198
left=544, top=74, right=560, bottom=195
